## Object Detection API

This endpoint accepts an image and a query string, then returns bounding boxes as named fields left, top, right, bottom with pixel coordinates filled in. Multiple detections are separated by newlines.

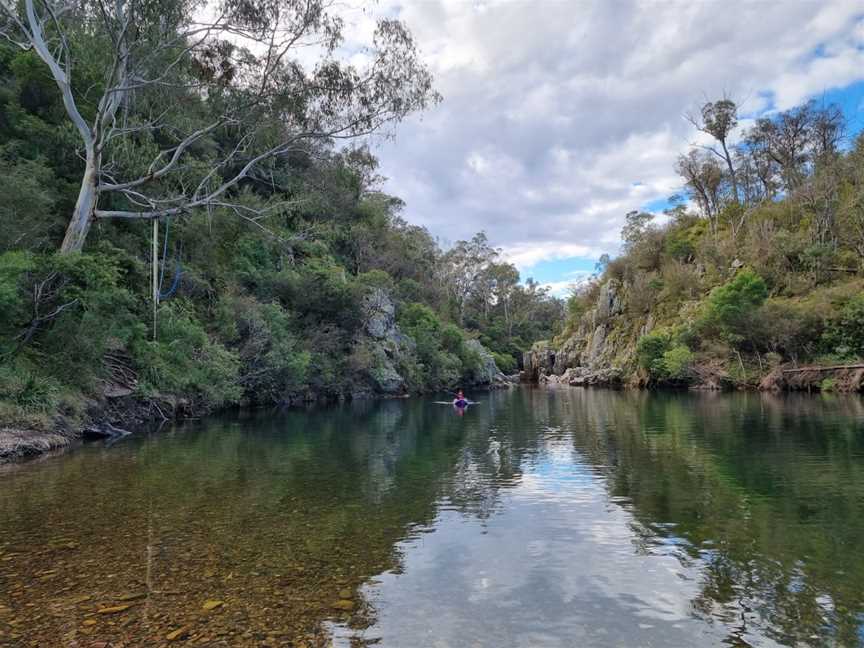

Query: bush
left=699, top=269, right=768, bottom=344
left=637, top=329, right=671, bottom=372
left=492, top=351, right=517, bottom=374
left=133, top=303, right=241, bottom=407
left=0, top=251, right=35, bottom=352
left=1, top=250, right=143, bottom=389
left=750, top=299, right=822, bottom=360
left=219, top=296, right=310, bottom=403
left=0, top=363, right=59, bottom=413
left=660, top=261, right=701, bottom=303
left=636, top=328, right=693, bottom=381
left=822, top=294, right=864, bottom=359
left=661, top=345, right=694, bottom=379
left=397, top=302, right=483, bottom=389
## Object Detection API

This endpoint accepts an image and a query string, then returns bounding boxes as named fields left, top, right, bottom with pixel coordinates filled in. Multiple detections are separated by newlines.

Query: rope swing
left=151, top=217, right=184, bottom=340
left=158, top=217, right=183, bottom=301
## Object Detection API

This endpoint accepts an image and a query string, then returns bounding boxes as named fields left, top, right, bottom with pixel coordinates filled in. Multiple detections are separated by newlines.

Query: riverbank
left=0, top=427, right=75, bottom=462
left=531, top=360, right=864, bottom=393
left=0, top=375, right=517, bottom=465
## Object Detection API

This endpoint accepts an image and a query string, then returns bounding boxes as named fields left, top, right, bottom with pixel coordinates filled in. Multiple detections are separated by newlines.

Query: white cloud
left=340, top=1, right=864, bottom=276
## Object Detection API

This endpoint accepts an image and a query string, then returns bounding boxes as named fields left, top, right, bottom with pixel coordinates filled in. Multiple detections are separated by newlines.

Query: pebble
left=201, top=599, right=224, bottom=611
left=96, top=604, right=132, bottom=614
left=166, top=625, right=191, bottom=641
left=331, top=599, right=354, bottom=611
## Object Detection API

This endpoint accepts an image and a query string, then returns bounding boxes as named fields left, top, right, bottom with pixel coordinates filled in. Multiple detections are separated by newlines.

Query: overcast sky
left=345, top=1, right=864, bottom=294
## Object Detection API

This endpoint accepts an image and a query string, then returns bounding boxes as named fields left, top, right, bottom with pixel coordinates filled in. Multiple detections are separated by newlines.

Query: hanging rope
left=157, top=217, right=183, bottom=301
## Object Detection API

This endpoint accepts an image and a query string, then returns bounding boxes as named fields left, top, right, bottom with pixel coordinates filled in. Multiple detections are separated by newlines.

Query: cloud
left=540, top=272, right=595, bottom=299
left=343, top=1, right=864, bottom=276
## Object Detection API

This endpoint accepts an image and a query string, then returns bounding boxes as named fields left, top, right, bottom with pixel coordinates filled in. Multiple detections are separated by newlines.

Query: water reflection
left=0, top=388, right=862, bottom=647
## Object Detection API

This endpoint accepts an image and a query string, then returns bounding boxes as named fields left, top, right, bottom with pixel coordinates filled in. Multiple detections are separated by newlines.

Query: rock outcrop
left=464, top=339, right=511, bottom=388
left=358, top=289, right=415, bottom=395
left=524, top=278, right=631, bottom=387
left=358, top=289, right=509, bottom=394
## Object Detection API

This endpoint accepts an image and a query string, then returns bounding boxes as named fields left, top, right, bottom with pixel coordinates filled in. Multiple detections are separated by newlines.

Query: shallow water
left=1, top=387, right=864, bottom=647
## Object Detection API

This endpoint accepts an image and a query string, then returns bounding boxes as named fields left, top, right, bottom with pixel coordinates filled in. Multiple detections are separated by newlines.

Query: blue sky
left=361, top=2, right=864, bottom=297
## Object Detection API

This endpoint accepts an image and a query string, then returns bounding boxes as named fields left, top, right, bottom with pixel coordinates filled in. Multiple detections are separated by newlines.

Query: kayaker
left=452, top=389, right=468, bottom=407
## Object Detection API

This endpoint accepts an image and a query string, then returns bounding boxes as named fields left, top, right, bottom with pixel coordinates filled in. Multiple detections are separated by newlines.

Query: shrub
left=699, top=269, right=768, bottom=344
left=661, top=345, right=694, bottom=380
left=0, top=364, right=59, bottom=413
left=221, top=296, right=310, bottom=403
left=822, top=294, right=864, bottom=359
left=0, top=251, right=35, bottom=352
left=750, top=299, right=822, bottom=360
left=660, top=260, right=701, bottom=303
left=492, top=351, right=517, bottom=374
left=636, top=328, right=693, bottom=381
left=133, top=303, right=241, bottom=407
left=637, top=329, right=671, bottom=373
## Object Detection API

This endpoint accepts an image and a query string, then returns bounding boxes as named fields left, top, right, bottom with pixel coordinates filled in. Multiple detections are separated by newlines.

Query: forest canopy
left=0, top=1, right=562, bottom=429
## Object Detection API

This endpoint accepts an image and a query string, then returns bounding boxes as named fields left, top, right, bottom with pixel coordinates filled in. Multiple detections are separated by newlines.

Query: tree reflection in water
left=0, top=388, right=862, bottom=647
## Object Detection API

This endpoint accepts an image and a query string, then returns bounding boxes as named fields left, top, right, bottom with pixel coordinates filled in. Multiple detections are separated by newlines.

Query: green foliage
left=0, top=155, right=61, bottom=251
left=636, top=329, right=693, bottom=381
left=0, top=363, right=59, bottom=413
left=699, top=269, right=768, bottom=342
left=0, top=251, right=35, bottom=351
left=218, top=296, right=310, bottom=402
left=397, top=303, right=482, bottom=388
left=662, top=345, right=694, bottom=380
left=492, top=351, right=517, bottom=374
left=822, top=294, right=864, bottom=359
left=750, top=299, right=822, bottom=360
left=0, top=24, right=552, bottom=419
left=820, top=377, right=837, bottom=392
left=133, top=303, right=241, bottom=407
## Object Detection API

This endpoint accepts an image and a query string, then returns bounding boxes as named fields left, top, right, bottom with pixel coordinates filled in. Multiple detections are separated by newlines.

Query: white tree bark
left=1, top=0, right=438, bottom=253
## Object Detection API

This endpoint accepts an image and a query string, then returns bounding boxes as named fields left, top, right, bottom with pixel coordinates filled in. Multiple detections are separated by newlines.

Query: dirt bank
left=0, top=427, right=76, bottom=462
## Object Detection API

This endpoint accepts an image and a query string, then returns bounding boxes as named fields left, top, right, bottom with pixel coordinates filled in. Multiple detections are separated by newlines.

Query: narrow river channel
left=1, top=387, right=863, bottom=647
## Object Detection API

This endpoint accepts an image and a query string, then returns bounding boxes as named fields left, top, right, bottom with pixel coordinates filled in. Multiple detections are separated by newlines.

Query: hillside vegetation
left=0, top=5, right=561, bottom=441
left=539, top=98, right=864, bottom=392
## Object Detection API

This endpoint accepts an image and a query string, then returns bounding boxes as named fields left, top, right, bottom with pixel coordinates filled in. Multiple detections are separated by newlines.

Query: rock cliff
left=523, top=279, right=642, bottom=387
left=359, top=289, right=509, bottom=395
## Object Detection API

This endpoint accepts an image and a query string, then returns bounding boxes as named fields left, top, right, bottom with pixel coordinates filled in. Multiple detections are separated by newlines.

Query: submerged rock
left=166, top=625, right=191, bottom=641
left=96, top=604, right=132, bottom=614
left=331, top=599, right=354, bottom=611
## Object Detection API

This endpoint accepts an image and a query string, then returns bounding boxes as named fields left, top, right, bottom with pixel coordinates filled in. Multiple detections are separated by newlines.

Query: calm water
left=1, top=388, right=864, bottom=647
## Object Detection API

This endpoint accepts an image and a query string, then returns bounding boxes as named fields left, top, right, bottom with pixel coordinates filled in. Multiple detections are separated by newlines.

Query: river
left=1, top=387, right=863, bottom=647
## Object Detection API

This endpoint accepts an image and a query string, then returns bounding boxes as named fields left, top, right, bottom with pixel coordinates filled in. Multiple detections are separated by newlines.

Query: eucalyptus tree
left=0, top=0, right=438, bottom=253
left=688, top=99, right=740, bottom=205
left=441, top=232, right=498, bottom=326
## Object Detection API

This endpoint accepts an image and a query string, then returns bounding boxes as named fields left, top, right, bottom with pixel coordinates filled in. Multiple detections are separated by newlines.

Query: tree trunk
left=60, top=153, right=99, bottom=254
left=720, top=139, right=739, bottom=205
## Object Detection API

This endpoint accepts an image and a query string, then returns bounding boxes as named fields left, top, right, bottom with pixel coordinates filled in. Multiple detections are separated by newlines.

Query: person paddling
left=452, top=389, right=468, bottom=407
